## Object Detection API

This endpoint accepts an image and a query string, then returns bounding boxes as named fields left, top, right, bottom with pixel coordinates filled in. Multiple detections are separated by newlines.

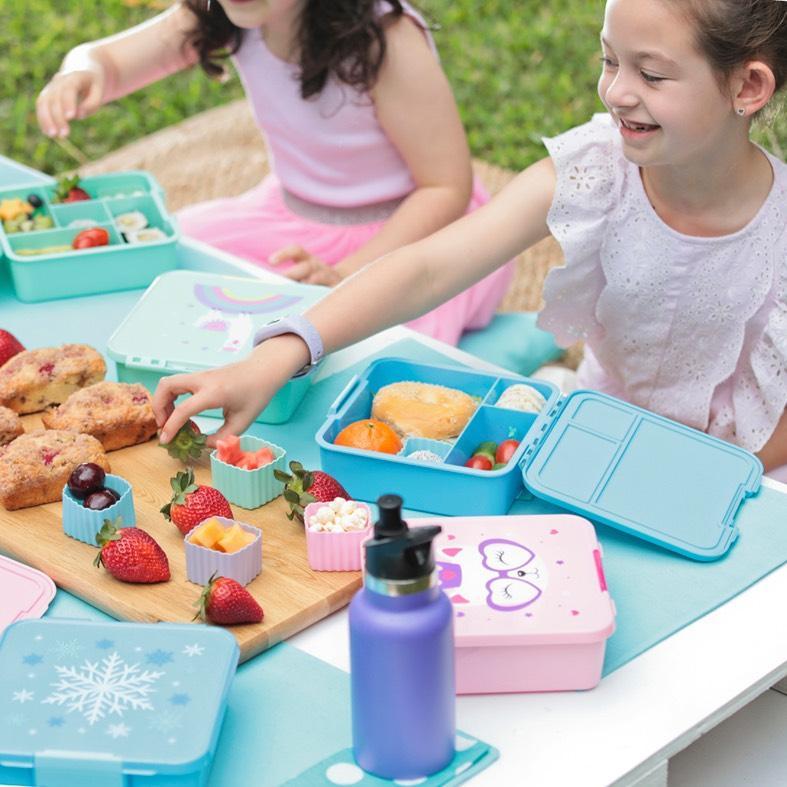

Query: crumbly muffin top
left=45, top=381, right=154, bottom=431
left=0, top=344, right=105, bottom=394
left=0, top=429, right=107, bottom=489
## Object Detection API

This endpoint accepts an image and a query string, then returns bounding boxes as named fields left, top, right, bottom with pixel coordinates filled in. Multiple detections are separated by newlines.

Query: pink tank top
left=232, top=3, right=436, bottom=208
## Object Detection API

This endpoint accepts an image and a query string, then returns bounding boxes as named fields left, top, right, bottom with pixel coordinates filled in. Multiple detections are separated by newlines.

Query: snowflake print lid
left=0, top=618, right=239, bottom=786
left=428, top=513, right=616, bottom=694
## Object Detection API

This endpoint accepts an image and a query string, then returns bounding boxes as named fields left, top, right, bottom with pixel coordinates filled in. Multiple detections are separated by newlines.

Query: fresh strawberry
left=195, top=574, right=263, bottom=626
left=161, top=468, right=232, bottom=535
left=0, top=329, right=24, bottom=368
left=54, top=174, right=91, bottom=203
left=93, top=517, right=170, bottom=583
left=162, top=419, right=207, bottom=463
left=274, top=460, right=348, bottom=523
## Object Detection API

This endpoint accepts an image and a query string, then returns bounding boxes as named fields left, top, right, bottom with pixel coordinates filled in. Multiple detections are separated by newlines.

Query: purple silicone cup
left=61, top=474, right=135, bottom=546
left=304, top=501, right=372, bottom=572
left=184, top=516, right=262, bottom=586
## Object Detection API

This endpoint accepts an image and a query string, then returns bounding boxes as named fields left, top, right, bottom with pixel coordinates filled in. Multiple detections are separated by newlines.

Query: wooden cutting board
left=0, top=415, right=362, bottom=663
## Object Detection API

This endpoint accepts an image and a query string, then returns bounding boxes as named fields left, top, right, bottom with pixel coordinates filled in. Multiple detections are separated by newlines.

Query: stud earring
left=736, top=107, right=746, bottom=116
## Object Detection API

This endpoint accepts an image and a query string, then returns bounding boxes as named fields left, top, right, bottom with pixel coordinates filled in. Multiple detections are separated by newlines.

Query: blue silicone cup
left=61, top=474, right=136, bottom=545
left=184, top=517, right=262, bottom=586
left=210, top=435, right=287, bottom=509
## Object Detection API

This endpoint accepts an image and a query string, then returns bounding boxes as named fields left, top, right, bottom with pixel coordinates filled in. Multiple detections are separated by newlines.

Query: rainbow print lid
left=106, top=270, right=326, bottom=373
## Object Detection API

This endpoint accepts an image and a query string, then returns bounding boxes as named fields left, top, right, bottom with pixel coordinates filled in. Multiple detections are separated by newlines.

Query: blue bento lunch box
left=0, top=618, right=238, bottom=787
left=107, top=270, right=327, bottom=424
left=316, top=358, right=763, bottom=561
left=0, top=171, right=179, bottom=302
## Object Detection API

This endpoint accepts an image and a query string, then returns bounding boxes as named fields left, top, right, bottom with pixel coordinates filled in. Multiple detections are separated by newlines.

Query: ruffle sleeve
left=711, top=245, right=787, bottom=452
left=537, top=113, right=625, bottom=347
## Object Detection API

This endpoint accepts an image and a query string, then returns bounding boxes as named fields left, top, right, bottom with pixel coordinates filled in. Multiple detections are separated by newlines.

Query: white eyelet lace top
left=537, top=113, right=787, bottom=453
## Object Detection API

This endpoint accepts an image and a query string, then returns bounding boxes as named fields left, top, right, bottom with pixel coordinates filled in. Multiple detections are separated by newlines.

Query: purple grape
left=67, top=463, right=106, bottom=499
left=103, top=487, right=120, bottom=503
left=83, top=489, right=117, bottom=511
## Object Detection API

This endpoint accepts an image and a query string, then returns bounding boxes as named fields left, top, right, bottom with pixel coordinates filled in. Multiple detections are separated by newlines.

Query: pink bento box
left=427, top=513, right=615, bottom=694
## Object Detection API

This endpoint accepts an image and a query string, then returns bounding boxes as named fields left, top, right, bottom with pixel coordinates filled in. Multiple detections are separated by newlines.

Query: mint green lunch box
left=107, top=270, right=327, bottom=424
left=0, top=171, right=178, bottom=302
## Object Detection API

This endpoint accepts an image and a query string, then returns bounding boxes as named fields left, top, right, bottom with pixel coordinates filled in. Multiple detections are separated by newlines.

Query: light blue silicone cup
left=61, top=474, right=135, bottom=546
left=210, top=435, right=287, bottom=509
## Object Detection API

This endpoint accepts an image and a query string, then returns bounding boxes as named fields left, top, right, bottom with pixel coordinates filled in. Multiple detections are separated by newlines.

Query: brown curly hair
left=182, top=0, right=407, bottom=99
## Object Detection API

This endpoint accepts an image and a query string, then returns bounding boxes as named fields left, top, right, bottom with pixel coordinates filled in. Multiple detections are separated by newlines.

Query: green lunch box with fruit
left=107, top=270, right=327, bottom=424
left=0, top=171, right=178, bottom=302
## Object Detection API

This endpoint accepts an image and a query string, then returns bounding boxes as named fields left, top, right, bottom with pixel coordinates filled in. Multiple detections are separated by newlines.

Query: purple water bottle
left=349, top=494, right=455, bottom=779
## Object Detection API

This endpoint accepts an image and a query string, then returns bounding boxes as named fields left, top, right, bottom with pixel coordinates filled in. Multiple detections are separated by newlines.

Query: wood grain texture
left=0, top=415, right=361, bottom=662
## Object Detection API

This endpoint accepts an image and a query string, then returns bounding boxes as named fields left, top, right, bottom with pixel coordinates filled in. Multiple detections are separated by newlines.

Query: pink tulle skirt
left=176, top=175, right=514, bottom=345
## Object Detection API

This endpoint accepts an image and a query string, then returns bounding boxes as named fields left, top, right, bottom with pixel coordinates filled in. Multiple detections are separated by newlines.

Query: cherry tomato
left=72, top=227, right=110, bottom=249
left=495, top=439, right=520, bottom=465
left=465, top=454, right=493, bottom=471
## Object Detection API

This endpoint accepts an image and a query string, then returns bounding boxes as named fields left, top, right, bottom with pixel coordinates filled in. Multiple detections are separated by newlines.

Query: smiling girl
left=155, top=0, right=787, bottom=480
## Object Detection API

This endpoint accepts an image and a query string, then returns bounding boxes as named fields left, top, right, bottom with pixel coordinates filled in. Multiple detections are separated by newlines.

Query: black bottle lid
left=363, top=494, right=442, bottom=581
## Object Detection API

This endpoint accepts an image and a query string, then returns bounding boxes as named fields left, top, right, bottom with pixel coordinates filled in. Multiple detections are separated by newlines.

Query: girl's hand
left=37, top=68, right=105, bottom=138
left=153, top=358, right=281, bottom=448
left=269, top=245, right=343, bottom=286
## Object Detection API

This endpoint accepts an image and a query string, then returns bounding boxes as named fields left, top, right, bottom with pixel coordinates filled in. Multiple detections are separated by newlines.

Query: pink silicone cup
left=304, top=501, right=372, bottom=572
left=184, top=516, right=262, bottom=586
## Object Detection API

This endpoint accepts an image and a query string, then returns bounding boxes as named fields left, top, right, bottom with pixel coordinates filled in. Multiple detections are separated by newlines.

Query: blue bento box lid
left=106, top=270, right=327, bottom=374
left=520, top=389, right=763, bottom=560
left=0, top=618, right=239, bottom=786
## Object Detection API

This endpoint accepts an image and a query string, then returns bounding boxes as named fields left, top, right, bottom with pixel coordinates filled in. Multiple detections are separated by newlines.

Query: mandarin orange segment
left=334, top=418, right=403, bottom=454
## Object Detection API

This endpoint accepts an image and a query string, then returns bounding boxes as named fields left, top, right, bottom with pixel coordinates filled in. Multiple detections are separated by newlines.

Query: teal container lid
left=0, top=618, right=238, bottom=783
left=520, top=390, right=763, bottom=560
left=106, top=270, right=327, bottom=374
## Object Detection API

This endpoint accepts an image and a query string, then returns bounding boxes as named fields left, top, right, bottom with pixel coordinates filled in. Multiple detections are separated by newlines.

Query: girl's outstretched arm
left=154, top=156, right=556, bottom=443
left=37, top=3, right=198, bottom=138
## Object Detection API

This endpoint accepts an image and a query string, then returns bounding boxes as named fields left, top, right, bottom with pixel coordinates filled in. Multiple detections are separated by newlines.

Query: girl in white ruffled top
left=156, top=0, right=787, bottom=480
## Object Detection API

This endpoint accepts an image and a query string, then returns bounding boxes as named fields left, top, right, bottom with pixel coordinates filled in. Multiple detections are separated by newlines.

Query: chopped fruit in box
left=0, top=198, right=33, bottom=222
left=195, top=574, right=263, bottom=626
left=334, top=418, right=402, bottom=454
left=216, top=523, right=256, bottom=553
left=495, top=439, right=520, bottom=464
left=190, top=517, right=227, bottom=549
left=274, top=460, right=349, bottom=523
left=54, top=174, right=91, bottom=203
left=162, top=419, right=207, bottom=463
left=94, top=516, right=170, bottom=584
left=0, top=330, right=25, bottom=368
left=161, top=468, right=233, bottom=535
left=72, top=227, right=109, bottom=249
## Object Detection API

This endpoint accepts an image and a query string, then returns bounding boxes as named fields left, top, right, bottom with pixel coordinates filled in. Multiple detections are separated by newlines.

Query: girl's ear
left=731, top=60, right=777, bottom=116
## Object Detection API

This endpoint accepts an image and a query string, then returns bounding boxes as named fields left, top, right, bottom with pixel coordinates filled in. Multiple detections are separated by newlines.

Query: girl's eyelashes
left=600, top=55, right=617, bottom=68
left=641, top=71, right=666, bottom=83
left=599, top=54, right=667, bottom=85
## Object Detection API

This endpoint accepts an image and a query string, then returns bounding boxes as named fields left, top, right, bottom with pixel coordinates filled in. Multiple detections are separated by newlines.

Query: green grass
left=1, top=0, right=784, bottom=175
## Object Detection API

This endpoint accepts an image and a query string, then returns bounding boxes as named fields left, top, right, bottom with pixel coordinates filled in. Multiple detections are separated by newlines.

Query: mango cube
left=191, top=517, right=227, bottom=549
left=217, top=523, right=256, bottom=554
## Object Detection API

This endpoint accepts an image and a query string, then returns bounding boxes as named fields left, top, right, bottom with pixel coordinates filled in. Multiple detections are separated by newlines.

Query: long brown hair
left=182, top=0, right=407, bottom=98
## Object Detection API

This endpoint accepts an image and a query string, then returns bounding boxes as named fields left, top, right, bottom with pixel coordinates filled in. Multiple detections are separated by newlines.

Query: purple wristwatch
left=252, top=314, right=325, bottom=377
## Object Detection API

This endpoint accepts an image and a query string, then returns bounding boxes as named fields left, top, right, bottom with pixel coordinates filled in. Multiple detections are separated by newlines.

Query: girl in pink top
left=156, top=0, right=787, bottom=482
left=37, top=1, right=513, bottom=345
